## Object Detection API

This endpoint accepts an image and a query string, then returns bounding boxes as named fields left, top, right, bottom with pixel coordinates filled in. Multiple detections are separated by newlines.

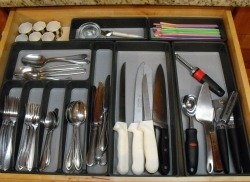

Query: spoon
left=21, top=54, right=90, bottom=67
left=39, top=109, right=59, bottom=171
left=14, top=65, right=86, bottom=79
left=22, top=70, right=86, bottom=80
left=66, top=101, right=87, bottom=172
left=65, top=102, right=76, bottom=172
left=182, top=95, right=198, bottom=175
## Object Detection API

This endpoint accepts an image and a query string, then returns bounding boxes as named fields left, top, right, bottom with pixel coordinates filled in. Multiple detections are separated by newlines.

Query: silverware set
left=64, top=101, right=87, bottom=173
left=0, top=96, right=20, bottom=171
left=16, top=103, right=41, bottom=171
left=14, top=53, right=90, bottom=80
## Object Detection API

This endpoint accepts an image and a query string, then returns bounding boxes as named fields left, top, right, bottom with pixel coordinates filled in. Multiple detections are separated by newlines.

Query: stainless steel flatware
left=21, top=54, right=89, bottom=67
left=16, top=103, right=40, bottom=171
left=140, top=73, right=159, bottom=174
left=14, top=64, right=86, bottom=78
left=113, top=63, right=129, bottom=175
left=39, top=109, right=59, bottom=171
left=153, top=65, right=170, bottom=175
left=195, top=83, right=214, bottom=174
left=22, top=70, right=86, bottom=80
left=95, top=75, right=111, bottom=165
left=65, top=101, right=87, bottom=172
left=128, top=62, right=145, bottom=175
left=0, top=96, right=20, bottom=171
left=86, top=82, right=104, bottom=166
left=100, top=30, right=143, bottom=38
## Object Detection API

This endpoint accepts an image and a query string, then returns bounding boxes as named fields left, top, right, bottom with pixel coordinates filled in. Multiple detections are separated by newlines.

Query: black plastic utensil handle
left=217, top=126, right=230, bottom=174
left=158, top=127, right=170, bottom=175
left=228, top=126, right=242, bottom=173
left=192, top=69, right=225, bottom=97
left=185, top=128, right=198, bottom=175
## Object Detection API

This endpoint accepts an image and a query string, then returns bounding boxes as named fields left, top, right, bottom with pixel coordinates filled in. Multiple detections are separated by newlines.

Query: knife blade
left=128, top=62, right=145, bottom=175
left=95, top=75, right=111, bottom=164
left=152, top=65, right=170, bottom=175
left=86, top=82, right=104, bottom=166
left=195, top=83, right=215, bottom=174
left=113, top=63, right=129, bottom=174
left=139, top=73, right=159, bottom=174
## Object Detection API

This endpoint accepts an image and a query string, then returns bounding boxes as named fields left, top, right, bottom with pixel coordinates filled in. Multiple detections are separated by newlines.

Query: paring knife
left=113, top=63, right=129, bottom=175
left=152, top=65, right=170, bottom=175
left=128, top=62, right=145, bottom=175
left=195, top=83, right=215, bottom=174
left=86, top=82, right=104, bottom=166
left=95, top=75, right=111, bottom=165
left=139, top=74, right=159, bottom=174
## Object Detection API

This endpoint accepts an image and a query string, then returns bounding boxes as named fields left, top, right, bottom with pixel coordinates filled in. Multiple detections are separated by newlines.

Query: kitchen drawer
left=0, top=5, right=249, bottom=182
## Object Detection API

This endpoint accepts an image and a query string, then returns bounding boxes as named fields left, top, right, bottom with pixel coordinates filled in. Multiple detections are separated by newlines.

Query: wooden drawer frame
left=0, top=5, right=249, bottom=182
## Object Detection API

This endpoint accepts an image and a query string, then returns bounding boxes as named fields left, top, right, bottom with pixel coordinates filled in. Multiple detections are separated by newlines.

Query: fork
left=0, top=96, right=20, bottom=171
left=0, top=96, right=10, bottom=169
left=16, top=103, right=40, bottom=171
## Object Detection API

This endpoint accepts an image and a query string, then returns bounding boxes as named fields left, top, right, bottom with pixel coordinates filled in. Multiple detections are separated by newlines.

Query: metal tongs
left=214, top=91, right=242, bottom=174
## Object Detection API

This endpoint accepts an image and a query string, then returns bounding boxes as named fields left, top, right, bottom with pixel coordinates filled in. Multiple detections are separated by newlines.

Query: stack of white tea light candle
left=15, top=21, right=63, bottom=42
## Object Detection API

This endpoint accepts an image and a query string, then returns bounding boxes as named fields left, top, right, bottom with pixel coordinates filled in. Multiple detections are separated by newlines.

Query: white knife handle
left=112, top=32, right=143, bottom=38
left=138, top=120, right=159, bottom=173
left=113, top=122, right=129, bottom=174
left=128, top=123, right=144, bottom=175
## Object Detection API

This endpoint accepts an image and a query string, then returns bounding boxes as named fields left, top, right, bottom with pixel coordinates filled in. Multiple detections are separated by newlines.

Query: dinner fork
left=17, top=103, right=40, bottom=171
left=0, top=96, right=20, bottom=171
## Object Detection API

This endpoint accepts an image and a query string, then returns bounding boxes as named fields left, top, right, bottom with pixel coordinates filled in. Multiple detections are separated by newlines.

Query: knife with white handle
left=128, top=62, right=145, bottom=175
left=113, top=63, right=129, bottom=175
left=139, top=74, right=159, bottom=174
left=128, top=123, right=144, bottom=175
left=113, top=122, right=129, bottom=174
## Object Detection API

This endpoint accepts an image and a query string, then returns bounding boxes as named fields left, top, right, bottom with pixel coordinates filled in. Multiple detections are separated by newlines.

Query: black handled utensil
left=175, top=54, right=225, bottom=97
left=182, top=95, right=198, bottom=175
left=227, top=115, right=242, bottom=173
left=153, top=65, right=170, bottom=175
left=216, top=91, right=238, bottom=174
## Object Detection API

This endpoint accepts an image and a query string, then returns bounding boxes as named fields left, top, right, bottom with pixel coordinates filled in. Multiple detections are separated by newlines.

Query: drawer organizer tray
left=172, top=41, right=250, bottom=175
left=69, top=17, right=226, bottom=41
left=0, top=40, right=249, bottom=177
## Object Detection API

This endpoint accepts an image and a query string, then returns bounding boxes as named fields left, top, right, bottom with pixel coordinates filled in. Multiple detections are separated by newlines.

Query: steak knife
left=113, top=63, right=129, bottom=174
left=96, top=75, right=111, bottom=165
left=86, top=82, right=104, bottom=166
left=152, top=65, right=170, bottom=175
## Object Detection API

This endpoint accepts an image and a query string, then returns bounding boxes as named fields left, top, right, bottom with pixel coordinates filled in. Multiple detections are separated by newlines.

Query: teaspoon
left=21, top=54, right=90, bottom=67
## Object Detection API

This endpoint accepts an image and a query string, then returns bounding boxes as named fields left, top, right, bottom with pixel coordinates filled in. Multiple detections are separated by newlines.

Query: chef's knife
left=195, top=83, right=214, bottom=174
left=139, top=74, right=159, bottom=174
left=95, top=75, right=111, bottom=165
left=86, top=82, right=104, bottom=166
left=113, top=63, right=129, bottom=174
left=152, top=65, right=170, bottom=175
left=128, top=62, right=145, bottom=175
